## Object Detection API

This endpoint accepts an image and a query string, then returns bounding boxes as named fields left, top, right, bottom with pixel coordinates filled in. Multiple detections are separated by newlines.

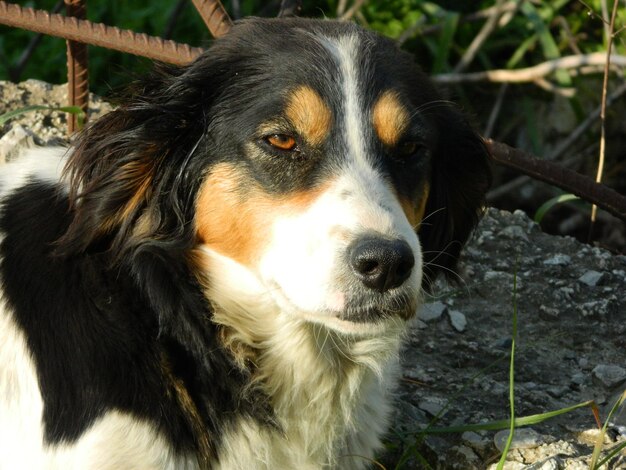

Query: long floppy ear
left=56, top=61, right=213, bottom=259
left=419, top=106, right=491, bottom=287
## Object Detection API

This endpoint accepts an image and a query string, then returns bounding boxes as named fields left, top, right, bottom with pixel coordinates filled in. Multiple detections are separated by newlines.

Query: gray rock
left=484, top=270, right=505, bottom=281
left=539, top=304, right=560, bottom=320
left=494, top=428, right=544, bottom=452
left=578, top=270, right=605, bottom=287
left=418, top=301, right=447, bottom=322
left=492, top=337, right=513, bottom=350
left=530, top=456, right=562, bottom=470
left=487, top=462, right=526, bottom=470
left=612, top=269, right=626, bottom=280
left=592, top=364, right=626, bottom=389
left=448, top=445, right=481, bottom=465
left=448, top=310, right=467, bottom=332
left=578, top=299, right=612, bottom=317
left=500, top=225, right=529, bottom=241
left=403, top=365, right=433, bottom=384
left=0, top=125, right=35, bottom=163
left=418, top=397, right=446, bottom=417
left=543, top=254, right=571, bottom=266
left=546, top=385, right=570, bottom=399
left=461, top=431, right=491, bottom=455
left=555, top=286, right=575, bottom=301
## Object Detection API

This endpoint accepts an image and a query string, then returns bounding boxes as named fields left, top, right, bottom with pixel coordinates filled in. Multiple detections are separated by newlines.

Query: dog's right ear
left=418, top=105, right=492, bottom=288
left=55, top=57, right=225, bottom=259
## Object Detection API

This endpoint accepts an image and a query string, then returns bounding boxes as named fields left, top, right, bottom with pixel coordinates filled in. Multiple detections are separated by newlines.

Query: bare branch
left=487, top=82, right=626, bottom=201
left=340, top=0, right=367, bottom=21
left=454, top=0, right=510, bottom=73
left=487, top=139, right=626, bottom=222
left=397, top=1, right=520, bottom=46
left=532, top=78, right=576, bottom=97
left=434, top=53, right=626, bottom=84
left=591, top=0, right=620, bottom=226
left=337, top=0, right=348, bottom=17
left=484, top=83, right=508, bottom=137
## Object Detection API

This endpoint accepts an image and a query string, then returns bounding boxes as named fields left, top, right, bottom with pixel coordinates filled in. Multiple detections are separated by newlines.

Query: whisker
left=411, top=100, right=456, bottom=117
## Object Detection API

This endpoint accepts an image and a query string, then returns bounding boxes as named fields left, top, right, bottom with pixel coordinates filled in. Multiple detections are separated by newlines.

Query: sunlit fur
left=0, top=17, right=490, bottom=469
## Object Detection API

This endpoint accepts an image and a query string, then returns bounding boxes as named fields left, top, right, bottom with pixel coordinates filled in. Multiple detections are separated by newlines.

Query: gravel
left=387, top=208, right=626, bottom=469
left=2, top=80, right=626, bottom=469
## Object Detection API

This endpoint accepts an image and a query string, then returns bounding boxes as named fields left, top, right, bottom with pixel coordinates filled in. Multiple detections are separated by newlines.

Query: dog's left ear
left=418, top=105, right=491, bottom=287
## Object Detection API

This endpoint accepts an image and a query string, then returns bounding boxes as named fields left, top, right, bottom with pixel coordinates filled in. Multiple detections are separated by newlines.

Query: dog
left=0, top=17, right=490, bottom=469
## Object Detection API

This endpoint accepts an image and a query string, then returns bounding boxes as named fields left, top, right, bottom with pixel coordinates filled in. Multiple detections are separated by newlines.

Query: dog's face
left=62, top=18, right=490, bottom=338
left=195, top=29, right=434, bottom=334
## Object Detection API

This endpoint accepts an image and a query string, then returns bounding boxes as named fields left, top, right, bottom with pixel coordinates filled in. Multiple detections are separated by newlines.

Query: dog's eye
left=265, top=134, right=298, bottom=152
left=397, top=141, right=420, bottom=157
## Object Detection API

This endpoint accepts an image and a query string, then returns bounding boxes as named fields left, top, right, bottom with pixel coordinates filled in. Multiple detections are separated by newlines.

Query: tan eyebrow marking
left=285, top=85, right=332, bottom=146
left=372, top=90, right=410, bottom=147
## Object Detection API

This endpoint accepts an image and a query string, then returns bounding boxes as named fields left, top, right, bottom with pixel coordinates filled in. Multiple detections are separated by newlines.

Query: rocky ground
left=386, top=209, right=626, bottom=469
left=1, top=80, right=625, bottom=469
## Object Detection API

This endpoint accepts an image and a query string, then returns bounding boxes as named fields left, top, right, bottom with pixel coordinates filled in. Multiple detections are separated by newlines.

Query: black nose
left=349, top=236, right=415, bottom=293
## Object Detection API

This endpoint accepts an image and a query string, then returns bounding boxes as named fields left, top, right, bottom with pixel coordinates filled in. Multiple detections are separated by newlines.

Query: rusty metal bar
left=65, top=0, right=89, bottom=133
left=487, top=139, right=626, bottom=222
left=190, top=0, right=232, bottom=38
left=0, top=1, right=204, bottom=65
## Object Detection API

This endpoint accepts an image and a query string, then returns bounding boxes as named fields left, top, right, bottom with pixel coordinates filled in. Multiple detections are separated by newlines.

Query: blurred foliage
left=1, top=1, right=624, bottom=96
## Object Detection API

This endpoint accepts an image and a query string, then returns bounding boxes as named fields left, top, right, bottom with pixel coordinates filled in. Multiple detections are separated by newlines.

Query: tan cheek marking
left=285, top=85, right=332, bottom=146
left=195, top=163, right=327, bottom=265
left=372, top=90, right=409, bottom=147
left=399, top=182, right=430, bottom=230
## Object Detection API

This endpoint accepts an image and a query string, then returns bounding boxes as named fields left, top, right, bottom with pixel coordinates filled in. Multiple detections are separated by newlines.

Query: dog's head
left=59, top=18, right=490, bottom=338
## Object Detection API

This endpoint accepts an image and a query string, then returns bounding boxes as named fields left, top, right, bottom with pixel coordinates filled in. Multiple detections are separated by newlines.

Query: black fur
left=0, top=181, right=273, bottom=458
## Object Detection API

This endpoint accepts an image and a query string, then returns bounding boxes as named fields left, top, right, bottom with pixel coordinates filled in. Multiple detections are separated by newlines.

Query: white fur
left=257, top=168, right=422, bottom=329
left=322, top=34, right=369, bottom=167
left=205, top=248, right=406, bottom=469
left=0, top=297, right=196, bottom=470
left=0, top=147, right=68, bottom=198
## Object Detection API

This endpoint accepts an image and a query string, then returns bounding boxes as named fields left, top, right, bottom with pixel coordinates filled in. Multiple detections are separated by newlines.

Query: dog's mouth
left=340, top=292, right=419, bottom=323
left=268, top=281, right=419, bottom=336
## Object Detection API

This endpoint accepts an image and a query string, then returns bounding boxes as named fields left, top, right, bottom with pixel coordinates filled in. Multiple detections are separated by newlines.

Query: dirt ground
left=2, top=80, right=626, bottom=469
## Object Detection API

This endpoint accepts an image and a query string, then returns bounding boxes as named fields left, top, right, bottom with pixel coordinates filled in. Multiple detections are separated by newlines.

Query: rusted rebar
left=65, top=0, right=89, bottom=133
left=191, top=0, right=232, bottom=38
left=487, top=139, right=626, bottom=222
left=0, top=1, right=204, bottom=65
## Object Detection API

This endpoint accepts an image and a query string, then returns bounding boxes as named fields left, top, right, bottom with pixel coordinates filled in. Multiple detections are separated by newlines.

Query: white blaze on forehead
left=315, top=33, right=369, bottom=168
